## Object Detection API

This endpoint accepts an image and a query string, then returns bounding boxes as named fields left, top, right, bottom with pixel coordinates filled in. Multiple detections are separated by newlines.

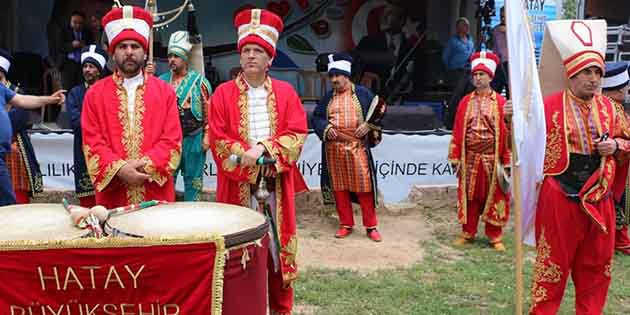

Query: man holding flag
left=603, top=62, right=630, bottom=256
left=448, top=50, right=512, bottom=252
left=529, top=20, right=630, bottom=314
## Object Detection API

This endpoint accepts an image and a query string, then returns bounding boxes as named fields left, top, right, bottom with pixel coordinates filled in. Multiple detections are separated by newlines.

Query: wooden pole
left=504, top=1, right=524, bottom=313
left=147, top=0, right=155, bottom=65
left=513, top=142, right=524, bottom=315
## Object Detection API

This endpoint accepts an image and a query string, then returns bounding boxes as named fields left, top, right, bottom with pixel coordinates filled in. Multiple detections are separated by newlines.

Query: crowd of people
left=0, top=6, right=385, bottom=315
left=0, top=4, right=629, bottom=315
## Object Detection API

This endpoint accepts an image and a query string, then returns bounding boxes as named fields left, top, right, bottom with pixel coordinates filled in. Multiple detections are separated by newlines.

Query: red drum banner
left=0, top=236, right=226, bottom=315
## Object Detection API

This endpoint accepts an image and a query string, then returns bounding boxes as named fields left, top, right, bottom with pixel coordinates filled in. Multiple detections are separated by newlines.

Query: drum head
left=106, top=202, right=268, bottom=247
left=0, top=204, right=85, bottom=241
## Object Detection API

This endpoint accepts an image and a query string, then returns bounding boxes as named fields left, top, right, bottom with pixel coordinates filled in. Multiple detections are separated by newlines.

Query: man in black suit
left=58, top=11, right=94, bottom=90
left=353, top=4, right=413, bottom=98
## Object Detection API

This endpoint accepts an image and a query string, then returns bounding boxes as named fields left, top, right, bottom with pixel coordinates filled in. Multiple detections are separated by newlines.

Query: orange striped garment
left=5, top=139, right=30, bottom=192
left=325, top=89, right=372, bottom=192
left=464, top=92, right=498, bottom=200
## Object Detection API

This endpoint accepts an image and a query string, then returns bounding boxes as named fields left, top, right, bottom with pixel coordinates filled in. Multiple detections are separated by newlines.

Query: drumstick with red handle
left=103, top=200, right=168, bottom=238
left=62, top=199, right=168, bottom=238
left=106, top=200, right=169, bottom=219
left=62, top=198, right=105, bottom=238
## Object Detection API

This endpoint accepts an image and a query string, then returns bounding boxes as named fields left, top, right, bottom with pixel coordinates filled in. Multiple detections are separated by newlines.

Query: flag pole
left=504, top=1, right=524, bottom=314
left=513, top=138, right=524, bottom=315
left=147, top=0, right=156, bottom=65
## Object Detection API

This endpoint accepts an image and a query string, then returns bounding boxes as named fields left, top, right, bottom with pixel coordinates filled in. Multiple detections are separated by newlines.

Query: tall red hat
left=470, top=51, right=500, bottom=78
left=234, top=9, right=284, bottom=57
left=102, top=6, right=153, bottom=54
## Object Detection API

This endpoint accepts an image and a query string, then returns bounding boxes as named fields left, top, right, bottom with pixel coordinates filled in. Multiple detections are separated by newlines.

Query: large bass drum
left=106, top=202, right=269, bottom=315
left=0, top=203, right=86, bottom=241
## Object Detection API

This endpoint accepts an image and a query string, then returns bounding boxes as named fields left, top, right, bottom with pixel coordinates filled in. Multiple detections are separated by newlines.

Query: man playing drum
left=81, top=6, right=182, bottom=208
left=208, top=8, right=308, bottom=315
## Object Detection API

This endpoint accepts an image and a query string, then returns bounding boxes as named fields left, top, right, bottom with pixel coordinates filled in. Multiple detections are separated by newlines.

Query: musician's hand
left=354, top=123, right=370, bottom=138
left=504, top=100, right=513, bottom=120
left=282, top=278, right=294, bottom=289
left=72, top=40, right=81, bottom=49
left=597, top=139, right=617, bottom=156
left=261, top=165, right=277, bottom=178
left=145, top=62, right=156, bottom=76
left=327, top=128, right=338, bottom=140
left=117, top=160, right=150, bottom=186
left=241, top=145, right=265, bottom=167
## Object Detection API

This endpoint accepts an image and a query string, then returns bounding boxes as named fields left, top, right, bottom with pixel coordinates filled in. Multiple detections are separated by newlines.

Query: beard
left=169, top=62, right=186, bottom=74
left=83, top=73, right=97, bottom=85
left=116, top=56, right=143, bottom=76
left=332, top=80, right=347, bottom=91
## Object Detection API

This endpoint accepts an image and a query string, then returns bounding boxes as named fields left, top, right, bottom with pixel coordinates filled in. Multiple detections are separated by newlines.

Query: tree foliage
left=563, top=0, right=578, bottom=19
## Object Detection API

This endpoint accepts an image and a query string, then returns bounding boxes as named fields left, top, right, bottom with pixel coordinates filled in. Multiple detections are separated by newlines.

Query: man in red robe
left=208, top=9, right=307, bottom=315
left=529, top=20, right=630, bottom=314
left=448, top=51, right=511, bottom=252
left=81, top=6, right=182, bottom=209
left=602, top=61, right=630, bottom=256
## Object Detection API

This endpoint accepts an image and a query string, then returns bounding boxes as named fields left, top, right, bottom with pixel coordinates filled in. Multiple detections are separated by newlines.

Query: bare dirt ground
left=292, top=205, right=438, bottom=315
left=296, top=210, right=431, bottom=272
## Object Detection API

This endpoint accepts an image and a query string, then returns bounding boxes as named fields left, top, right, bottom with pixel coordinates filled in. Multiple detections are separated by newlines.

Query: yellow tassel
left=241, top=248, right=250, bottom=270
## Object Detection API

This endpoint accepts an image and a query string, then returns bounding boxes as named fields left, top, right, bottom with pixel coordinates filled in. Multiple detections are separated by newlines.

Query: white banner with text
left=30, top=133, right=456, bottom=203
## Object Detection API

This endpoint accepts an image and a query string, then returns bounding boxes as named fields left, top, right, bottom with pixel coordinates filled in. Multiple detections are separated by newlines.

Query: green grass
left=294, top=212, right=630, bottom=315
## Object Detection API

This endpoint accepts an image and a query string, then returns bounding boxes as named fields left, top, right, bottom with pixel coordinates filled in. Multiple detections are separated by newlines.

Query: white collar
left=123, top=71, right=144, bottom=86
left=244, top=77, right=266, bottom=91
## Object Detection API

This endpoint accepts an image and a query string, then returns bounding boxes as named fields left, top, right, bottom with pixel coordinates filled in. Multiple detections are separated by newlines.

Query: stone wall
left=31, top=185, right=459, bottom=215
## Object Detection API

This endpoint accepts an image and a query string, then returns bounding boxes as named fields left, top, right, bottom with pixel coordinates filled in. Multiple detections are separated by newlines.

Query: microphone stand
left=383, top=31, right=425, bottom=105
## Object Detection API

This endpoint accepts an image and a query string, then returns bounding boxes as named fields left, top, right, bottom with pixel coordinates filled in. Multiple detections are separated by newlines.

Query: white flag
left=506, top=0, right=547, bottom=246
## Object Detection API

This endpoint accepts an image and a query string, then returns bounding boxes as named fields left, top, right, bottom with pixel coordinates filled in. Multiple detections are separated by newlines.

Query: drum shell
left=106, top=201, right=270, bottom=315
left=223, top=234, right=269, bottom=315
